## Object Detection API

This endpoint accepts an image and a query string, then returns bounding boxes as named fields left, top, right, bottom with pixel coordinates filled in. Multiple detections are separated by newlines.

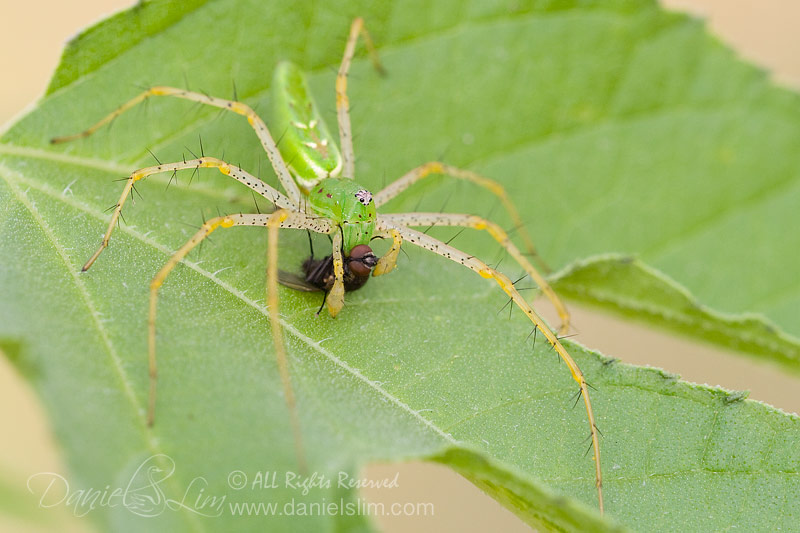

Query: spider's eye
left=354, top=189, right=372, bottom=206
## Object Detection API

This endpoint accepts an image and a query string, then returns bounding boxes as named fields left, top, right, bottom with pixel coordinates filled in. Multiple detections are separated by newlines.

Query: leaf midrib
left=4, top=138, right=799, bottom=388
left=0, top=161, right=458, bottom=447
left=5, top=131, right=800, bottom=375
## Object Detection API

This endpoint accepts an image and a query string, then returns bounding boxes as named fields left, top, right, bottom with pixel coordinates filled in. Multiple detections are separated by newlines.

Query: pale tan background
left=1, top=1, right=798, bottom=531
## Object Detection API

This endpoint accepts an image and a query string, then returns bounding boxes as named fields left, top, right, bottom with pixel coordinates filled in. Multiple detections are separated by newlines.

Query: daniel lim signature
left=27, top=454, right=225, bottom=518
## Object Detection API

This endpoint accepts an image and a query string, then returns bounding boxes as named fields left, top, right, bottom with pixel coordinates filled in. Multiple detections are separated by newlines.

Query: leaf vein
left=3, top=165, right=458, bottom=446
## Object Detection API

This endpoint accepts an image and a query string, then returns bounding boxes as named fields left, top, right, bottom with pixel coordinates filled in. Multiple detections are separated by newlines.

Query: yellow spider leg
left=376, top=217, right=603, bottom=513
left=326, top=230, right=346, bottom=317
left=373, top=228, right=402, bottom=277
left=81, top=157, right=294, bottom=271
left=149, top=213, right=246, bottom=426
left=51, top=86, right=303, bottom=205
left=147, top=211, right=330, bottom=470
left=373, top=161, right=551, bottom=273
left=337, top=17, right=385, bottom=178
left=267, top=209, right=307, bottom=474
left=379, top=212, right=570, bottom=334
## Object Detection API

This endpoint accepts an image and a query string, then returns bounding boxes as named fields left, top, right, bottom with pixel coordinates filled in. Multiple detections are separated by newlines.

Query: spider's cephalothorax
left=51, top=17, right=604, bottom=512
left=308, top=179, right=377, bottom=252
left=273, top=60, right=378, bottom=257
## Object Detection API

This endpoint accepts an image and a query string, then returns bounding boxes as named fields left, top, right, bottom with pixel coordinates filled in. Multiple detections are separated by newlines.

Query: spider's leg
left=373, top=162, right=551, bottom=273
left=149, top=211, right=331, bottom=472
left=267, top=210, right=305, bottom=473
left=326, top=229, right=346, bottom=317
left=337, top=17, right=384, bottom=178
left=375, top=217, right=603, bottom=513
left=51, top=88, right=303, bottom=205
left=380, top=212, right=570, bottom=334
left=373, top=228, right=402, bottom=276
left=82, top=158, right=294, bottom=271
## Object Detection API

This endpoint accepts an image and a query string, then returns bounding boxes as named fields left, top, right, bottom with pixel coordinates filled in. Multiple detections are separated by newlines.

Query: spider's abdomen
left=309, top=178, right=376, bottom=252
left=273, top=61, right=342, bottom=189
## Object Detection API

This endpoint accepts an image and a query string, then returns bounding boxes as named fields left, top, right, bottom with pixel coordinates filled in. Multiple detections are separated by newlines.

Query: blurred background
left=1, top=1, right=798, bottom=531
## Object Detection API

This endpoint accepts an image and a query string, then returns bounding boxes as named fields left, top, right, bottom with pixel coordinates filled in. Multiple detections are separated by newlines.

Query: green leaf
left=0, top=462, right=94, bottom=531
left=1, top=0, right=799, bottom=531
left=553, top=255, right=800, bottom=371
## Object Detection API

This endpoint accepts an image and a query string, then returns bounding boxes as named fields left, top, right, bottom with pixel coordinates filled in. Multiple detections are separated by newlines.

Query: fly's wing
left=277, top=270, right=322, bottom=292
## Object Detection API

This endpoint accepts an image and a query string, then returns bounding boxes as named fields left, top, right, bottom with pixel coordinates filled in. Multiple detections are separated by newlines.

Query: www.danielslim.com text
left=228, top=497, right=434, bottom=517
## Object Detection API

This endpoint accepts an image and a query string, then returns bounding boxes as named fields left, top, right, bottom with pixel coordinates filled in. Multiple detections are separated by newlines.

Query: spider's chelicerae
left=52, top=17, right=604, bottom=513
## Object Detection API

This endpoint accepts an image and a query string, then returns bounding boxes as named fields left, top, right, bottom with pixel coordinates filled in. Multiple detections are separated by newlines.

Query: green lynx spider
left=52, top=18, right=603, bottom=513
